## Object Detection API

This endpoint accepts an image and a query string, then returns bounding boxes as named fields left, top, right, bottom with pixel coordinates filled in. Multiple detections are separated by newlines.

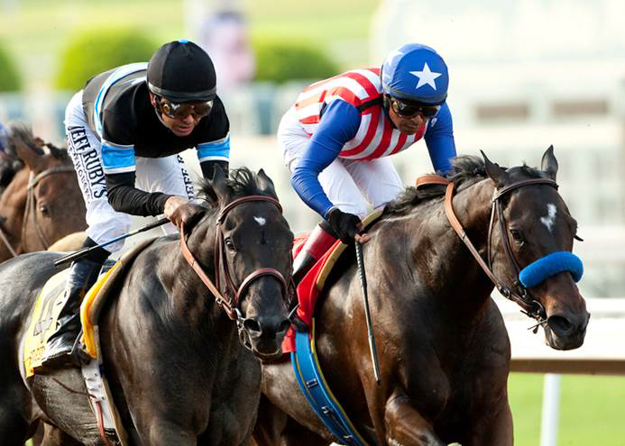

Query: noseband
left=180, top=195, right=294, bottom=323
left=419, top=175, right=566, bottom=323
left=0, top=165, right=75, bottom=257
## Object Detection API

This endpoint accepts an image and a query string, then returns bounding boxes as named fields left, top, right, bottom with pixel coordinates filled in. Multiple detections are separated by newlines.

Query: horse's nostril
left=547, top=315, right=573, bottom=336
left=243, top=318, right=261, bottom=333
left=277, top=319, right=291, bottom=333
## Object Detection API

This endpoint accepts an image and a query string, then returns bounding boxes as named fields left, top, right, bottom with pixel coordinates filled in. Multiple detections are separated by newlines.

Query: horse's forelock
left=198, top=167, right=269, bottom=202
left=46, top=143, right=71, bottom=162
left=226, top=167, right=264, bottom=197
left=506, top=163, right=545, bottom=181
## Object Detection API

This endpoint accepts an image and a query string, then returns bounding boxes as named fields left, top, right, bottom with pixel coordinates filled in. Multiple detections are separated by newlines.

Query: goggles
left=156, top=97, right=213, bottom=119
left=389, top=97, right=440, bottom=118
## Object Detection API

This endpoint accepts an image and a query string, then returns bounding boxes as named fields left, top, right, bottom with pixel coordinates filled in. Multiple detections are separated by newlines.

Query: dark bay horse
left=254, top=148, right=589, bottom=446
left=0, top=167, right=295, bottom=445
left=0, top=125, right=86, bottom=261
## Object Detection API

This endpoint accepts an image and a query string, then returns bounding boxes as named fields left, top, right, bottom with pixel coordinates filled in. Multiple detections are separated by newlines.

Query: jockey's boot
left=293, top=221, right=337, bottom=285
left=38, top=239, right=109, bottom=370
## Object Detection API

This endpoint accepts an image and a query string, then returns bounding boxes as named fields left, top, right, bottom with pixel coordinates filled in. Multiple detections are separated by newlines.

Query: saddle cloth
left=281, top=210, right=383, bottom=354
left=23, top=238, right=157, bottom=377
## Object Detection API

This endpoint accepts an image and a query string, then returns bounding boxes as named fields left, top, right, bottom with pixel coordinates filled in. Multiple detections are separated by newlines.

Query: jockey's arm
left=105, top=170, right=171, bottom=216
left=100, top=141, right=171, bottom=216
left=424, top=103, right=456, bottom=174
left=197, top=133, right=230, bottom=179
left=290, top=99, right=360, bottom=218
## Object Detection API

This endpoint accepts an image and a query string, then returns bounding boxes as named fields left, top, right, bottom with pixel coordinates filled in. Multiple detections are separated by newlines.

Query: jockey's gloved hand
left=327, top=208, right=362, bottom=244
left=165, top=197, right=204, bottom=229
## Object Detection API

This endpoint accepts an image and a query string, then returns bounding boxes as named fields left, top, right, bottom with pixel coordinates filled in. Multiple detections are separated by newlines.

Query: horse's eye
left=224, top=237, right=236, bottom=251
left=510, top=229, right=524, bottom=244
left=39, top=204, right=49, bottom=215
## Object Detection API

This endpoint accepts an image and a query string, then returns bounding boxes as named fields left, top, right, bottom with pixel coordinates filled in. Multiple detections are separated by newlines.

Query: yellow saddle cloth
left=23, top=238, right=157, bottom=377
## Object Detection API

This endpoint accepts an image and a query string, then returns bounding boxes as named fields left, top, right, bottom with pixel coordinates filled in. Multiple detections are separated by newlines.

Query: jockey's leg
left=384, top=392, right=446, bottom=446
left=292, top=155, right=368, bottom=284
left=292, top=221, right=337, bottom=284
left=279, top=106, right=366, bottom=284
left=343, top=157, right=404, bottom=212
left=38, top=237, right=109, bottom=370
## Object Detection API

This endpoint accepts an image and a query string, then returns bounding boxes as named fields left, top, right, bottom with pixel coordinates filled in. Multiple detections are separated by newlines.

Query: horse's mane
left=384, top=155, right=543, bottom=215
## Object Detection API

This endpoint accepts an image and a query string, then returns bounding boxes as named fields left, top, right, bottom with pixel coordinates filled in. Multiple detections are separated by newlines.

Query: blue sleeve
left=101, top=140, right=136, bottom=174
left=197, top=133, right=230, bottom=163
left=424, top=103, right=456, bottom=174
left=290, top=99, right=361, bottom=218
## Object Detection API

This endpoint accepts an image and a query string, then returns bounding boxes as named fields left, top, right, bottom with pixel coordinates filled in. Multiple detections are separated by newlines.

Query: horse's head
left=483, top=147, right=589, bottom=350
left=194, top=167, right=294, bottom=360
left=0, top=124, right=86, bottom=255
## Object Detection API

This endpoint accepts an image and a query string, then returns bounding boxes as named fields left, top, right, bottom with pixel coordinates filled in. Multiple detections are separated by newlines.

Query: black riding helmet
left=147, top=40, right=217, bottom=102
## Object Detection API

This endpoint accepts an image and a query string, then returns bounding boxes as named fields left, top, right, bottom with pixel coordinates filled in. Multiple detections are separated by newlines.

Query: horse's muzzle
left=239, top=315, right=290, bottom=360
left=544, top=310, right=590, bottom=350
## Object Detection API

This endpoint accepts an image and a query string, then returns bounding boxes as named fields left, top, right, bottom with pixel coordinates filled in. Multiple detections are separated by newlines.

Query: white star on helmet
left=410, top=62, right=442, bottom=90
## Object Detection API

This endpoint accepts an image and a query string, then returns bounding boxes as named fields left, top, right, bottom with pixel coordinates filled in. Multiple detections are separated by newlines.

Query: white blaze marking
left=254, top=216, right=266, bottom=226
left=540, top=203, right=557, bottom=232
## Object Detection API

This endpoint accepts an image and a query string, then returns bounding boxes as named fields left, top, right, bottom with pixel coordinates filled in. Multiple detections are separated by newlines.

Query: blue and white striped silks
left=518, top=251, right=583, bottom=288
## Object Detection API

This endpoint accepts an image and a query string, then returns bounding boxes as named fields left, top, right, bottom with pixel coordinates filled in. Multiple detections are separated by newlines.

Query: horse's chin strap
left=179, top=195, right=293, bottom=322
left=440, top=178, right=562, bottom=322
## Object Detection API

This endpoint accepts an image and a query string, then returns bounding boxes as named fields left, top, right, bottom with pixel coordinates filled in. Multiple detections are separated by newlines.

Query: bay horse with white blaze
left=0, top=167, right=294, bottom=445
left=253, top=147, right=589, bottom=446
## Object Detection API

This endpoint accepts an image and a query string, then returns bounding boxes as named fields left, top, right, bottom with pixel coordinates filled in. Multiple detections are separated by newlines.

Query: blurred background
left=1, top=0, right=623, bottom=445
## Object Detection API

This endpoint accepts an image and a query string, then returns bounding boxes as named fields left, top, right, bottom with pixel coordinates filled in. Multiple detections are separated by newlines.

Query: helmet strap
left=153, top=104, right=170, bottom=128
left=382, top=94, right=390, bottom=111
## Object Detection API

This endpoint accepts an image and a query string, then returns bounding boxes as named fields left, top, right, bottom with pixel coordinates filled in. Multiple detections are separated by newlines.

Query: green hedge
left=56, top=28, right=158, bottom=92
left=0, top=44, right=21, bottom=92
left=253, top=38, right=339, bottom=84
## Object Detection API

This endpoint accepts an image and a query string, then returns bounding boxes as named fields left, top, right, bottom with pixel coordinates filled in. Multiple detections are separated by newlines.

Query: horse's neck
left=407, top=179, right=496, bottom=312
left=162, top=221, right=228, bottom=327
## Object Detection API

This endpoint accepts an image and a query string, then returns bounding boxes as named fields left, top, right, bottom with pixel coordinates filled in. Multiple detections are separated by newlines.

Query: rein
left=0, top=165, right=75, bottom=257
left=180, top=195, right=293, bottom=322
left=418, top=175, right=558, bottom=322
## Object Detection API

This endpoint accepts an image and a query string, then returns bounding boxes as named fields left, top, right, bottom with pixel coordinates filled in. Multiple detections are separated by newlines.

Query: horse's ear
left=207, top=164, right=231, bottom=205
left=7, top=124, right=45, bottom=172
left=541, top=145, right=558, bottom=181
left=257, top=168, right=278, bottom=200
left=481, top=150, right=508, bottom=188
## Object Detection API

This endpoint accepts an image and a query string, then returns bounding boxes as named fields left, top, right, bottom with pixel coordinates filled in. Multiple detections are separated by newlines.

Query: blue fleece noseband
left=518, top=251, right=583, bottom=288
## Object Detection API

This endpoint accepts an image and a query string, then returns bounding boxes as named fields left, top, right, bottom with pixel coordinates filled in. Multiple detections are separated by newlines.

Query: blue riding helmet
left=381, top=43, right=449, bottom=105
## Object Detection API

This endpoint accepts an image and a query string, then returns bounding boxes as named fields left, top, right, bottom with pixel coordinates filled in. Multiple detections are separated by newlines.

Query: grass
left=509, top=373, right=625, bottom=446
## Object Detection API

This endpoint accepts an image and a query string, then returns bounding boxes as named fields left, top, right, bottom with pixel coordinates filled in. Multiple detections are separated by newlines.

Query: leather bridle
left=180, top=195, right=294, bottom=323
left=0, top=165, right=75, bottom=257
left=417, top=175, right=559, bottom=323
